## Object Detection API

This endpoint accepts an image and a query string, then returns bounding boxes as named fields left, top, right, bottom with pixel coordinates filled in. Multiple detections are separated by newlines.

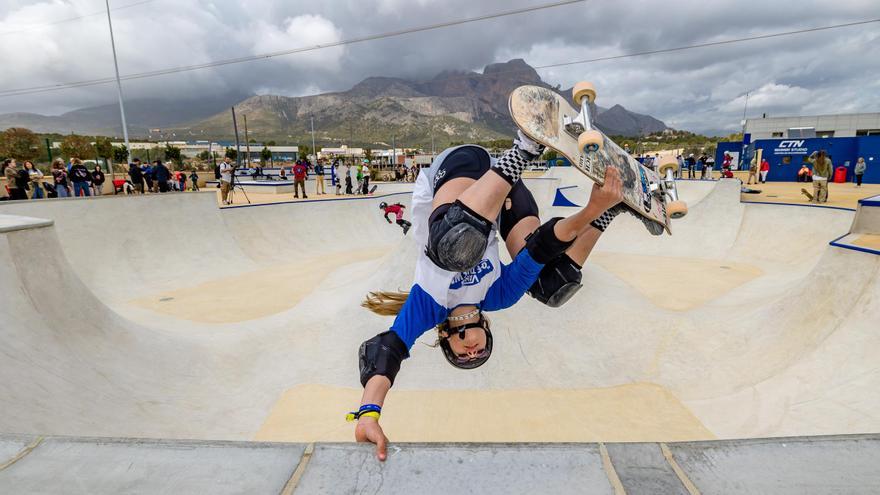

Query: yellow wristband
left=359, top=411, right=381, bottom=421
left=345, top=411, right=381, bottom=422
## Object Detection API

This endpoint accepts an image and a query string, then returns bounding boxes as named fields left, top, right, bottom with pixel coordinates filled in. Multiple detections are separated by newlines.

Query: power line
left=0, top=0, right=155, bottom=37
left=0, top=0, right=585, bottom=97
left=531, top=17, right=880, bottom=70
left=1, top=12, right=877, bottom=99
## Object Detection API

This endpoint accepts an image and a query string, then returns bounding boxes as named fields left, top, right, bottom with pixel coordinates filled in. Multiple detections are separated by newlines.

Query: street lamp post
left=105, top=0, right=131, bottom=173
left=740, top=91, right=751, bottom=170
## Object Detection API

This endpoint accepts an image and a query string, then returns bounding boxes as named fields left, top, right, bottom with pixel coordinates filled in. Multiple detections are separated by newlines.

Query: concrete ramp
left=2, top=435, right=879, bottom=494
left=1, top=174, right=880, bottom=493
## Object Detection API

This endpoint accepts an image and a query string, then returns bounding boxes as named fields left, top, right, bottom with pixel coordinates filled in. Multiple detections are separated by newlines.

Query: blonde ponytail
left=362, top=291, right=410, bottom=316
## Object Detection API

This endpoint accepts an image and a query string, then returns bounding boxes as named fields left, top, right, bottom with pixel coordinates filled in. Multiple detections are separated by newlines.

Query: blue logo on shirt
left=450, top=259, right=494, bottom=290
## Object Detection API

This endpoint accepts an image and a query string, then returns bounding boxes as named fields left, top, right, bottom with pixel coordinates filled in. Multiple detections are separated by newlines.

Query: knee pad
left=426, top=200, right=492, bottom=272
left=525, top=217, right=575, bottom=264
left=499, top=180, right=540, bottom=241
left=359, top=331, right=409, bottom=387
left=528, top=254, right=583, bottom=308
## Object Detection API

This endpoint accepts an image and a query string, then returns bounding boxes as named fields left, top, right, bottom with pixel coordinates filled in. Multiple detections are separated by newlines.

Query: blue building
left=716, top=135, right=880, bottom=184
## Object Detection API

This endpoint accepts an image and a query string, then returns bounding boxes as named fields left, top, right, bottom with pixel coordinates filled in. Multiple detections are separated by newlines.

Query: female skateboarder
left=352, top=132, right=625, bottom=460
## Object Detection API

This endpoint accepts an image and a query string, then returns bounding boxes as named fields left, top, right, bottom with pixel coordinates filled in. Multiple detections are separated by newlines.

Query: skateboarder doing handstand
left=379, top=202, right=412, bottom=235
left=353, top=132, right=625, bottom=460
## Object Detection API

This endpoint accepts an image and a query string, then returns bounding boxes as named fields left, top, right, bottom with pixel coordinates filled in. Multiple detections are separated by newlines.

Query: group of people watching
left=2, top=158, right=107, bottom=200
left=127, top=158, right=198, bottom=195
left=392, top=163, right=420, bottom=182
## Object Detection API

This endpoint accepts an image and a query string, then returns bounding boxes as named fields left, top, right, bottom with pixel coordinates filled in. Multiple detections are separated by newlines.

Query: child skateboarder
left=379, top=201, right=411, bottom=235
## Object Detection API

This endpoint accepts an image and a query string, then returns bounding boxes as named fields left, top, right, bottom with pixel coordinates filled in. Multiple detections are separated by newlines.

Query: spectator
left=807, top=150, right=832, bottom=204
left=797, top=164, right=813, bottom=183
left=361, top=161, right=371, bottom=195
left=219, top=156, right=234, bottom=205
left=69, top=158, right=92, bottom=197
left=142, top=161, right=155, bottom=193
left=747, top=155, right=758, bottom=185
left=24, top=161, right=45, bottom=199
left=314, top=160, right=326, bottom=195
left=292, top=159, right=308, bottom=199
left=178, top=170, right=188, bottom=191
left=52, top=159, right=71, bottom=198
left=854, top=157, right=867, bottom=187
left=676, top=155, right=684, bottom=179
left=759, top=157, right=770, bottom=183
left=3, top=159, right=28, bottom=201
left=337, top=161, right=349, bottom=195
left=91, top=164, right=106, bottom=196
left=698, top=154, right=707, bottom=179
left=686, top=154, right=696, bottom=179
left=355, top=162, right=364, bottom=194
left=128, top=159, right=144, bottom=194
left=189, top=169, right=200, bottom=191
left=154, top=160, right=171, bottom=193
left=410, top=163, right=419, bottom=182
left=705, top=156, right=715, bottom=180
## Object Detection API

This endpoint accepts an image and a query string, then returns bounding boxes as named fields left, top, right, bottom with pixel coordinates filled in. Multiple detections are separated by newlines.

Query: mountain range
left=0, top=60, right=668, bottom=146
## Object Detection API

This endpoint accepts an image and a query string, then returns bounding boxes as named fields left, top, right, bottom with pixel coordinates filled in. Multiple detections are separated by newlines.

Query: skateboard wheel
left=657, top=158, right=679, bottom=176
left=578, top=130, right=604, bottom=153
left=573, top=81, right=597, bottom=105
left=667, top=200, right=688, bottom=219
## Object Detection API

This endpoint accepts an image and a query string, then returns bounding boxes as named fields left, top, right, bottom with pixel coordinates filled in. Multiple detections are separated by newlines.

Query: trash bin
left=834, top=166, right=847, bottom=183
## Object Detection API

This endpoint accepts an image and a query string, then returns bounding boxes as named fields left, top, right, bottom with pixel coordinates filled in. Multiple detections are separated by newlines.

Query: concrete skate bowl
left=1, top=178, right=879, bottom=446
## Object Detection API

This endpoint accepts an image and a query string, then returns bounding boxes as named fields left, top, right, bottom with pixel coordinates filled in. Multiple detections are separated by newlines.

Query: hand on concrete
left=355, top=417, right=389, bottom=461
left=588, top=166, right=624, bottom=213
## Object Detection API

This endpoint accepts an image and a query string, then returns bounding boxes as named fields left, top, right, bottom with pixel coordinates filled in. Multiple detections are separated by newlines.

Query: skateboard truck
left=568, top=82, right=604, bottom=154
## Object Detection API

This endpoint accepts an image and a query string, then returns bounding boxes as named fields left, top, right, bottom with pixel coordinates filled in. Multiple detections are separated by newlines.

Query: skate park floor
left=2, top=170, right=880, bottom=492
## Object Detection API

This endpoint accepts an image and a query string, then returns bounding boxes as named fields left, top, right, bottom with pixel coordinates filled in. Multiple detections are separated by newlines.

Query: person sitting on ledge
left=797, top=164, right=813, bottom=183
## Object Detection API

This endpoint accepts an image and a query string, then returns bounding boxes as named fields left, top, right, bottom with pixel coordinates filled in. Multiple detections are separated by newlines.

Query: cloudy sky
left=0, top=0, right=877, bottom=134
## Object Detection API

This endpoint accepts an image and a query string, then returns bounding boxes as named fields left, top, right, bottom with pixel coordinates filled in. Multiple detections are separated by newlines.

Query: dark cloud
left=0, top=0, right=876, bottom=134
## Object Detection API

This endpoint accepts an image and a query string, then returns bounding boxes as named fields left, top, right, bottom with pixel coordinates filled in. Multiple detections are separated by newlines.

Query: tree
left=260, top=146, right=272, bottom=165
left=225, top=147, right=238, bottom=160
left=95, top=137, right=113, bottom=161
left=265, top=140, right=277, bottom=147
left=60, top=134, right=94, bottom=160
left=364, top=148, right=373, bottom=162
left=0, top=127, right=40, bottom=161
left=197, top=150, right=212, bottom=162
left=113, top=145, right=129, bottom=164
left=164, top=143, right=182, bottom=165
left=299, top=144, right=311, bottom=161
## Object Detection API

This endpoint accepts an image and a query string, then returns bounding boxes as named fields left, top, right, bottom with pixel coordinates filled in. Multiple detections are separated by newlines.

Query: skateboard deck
left=801, top=188, right=814, bottom=201
left=509, top=85, right=672, bottom=235
left=369, top=185, right=378, bottom=195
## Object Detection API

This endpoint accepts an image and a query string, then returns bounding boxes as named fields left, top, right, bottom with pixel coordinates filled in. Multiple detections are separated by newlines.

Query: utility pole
left=310, top=116, right=317, bottom=163
left=105, top=0, right=131, bottom=166
left=244, top=114, right=251, bottom=168
left=231, top=107, right=242, bottom=168
left=392, top=134, right=396, bottom=167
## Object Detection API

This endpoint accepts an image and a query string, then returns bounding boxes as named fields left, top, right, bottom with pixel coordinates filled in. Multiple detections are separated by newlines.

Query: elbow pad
left=525, top=217, right=575, bottom=264
left=359, top=331, right=409, bottom=387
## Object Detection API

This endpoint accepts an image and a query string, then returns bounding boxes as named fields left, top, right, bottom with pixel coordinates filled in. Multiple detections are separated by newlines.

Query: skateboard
left=509, top=84, right=687, bottom=235
left=369, top=185, right=378, bottom=195
left=801, top=188, right=813, bottom=201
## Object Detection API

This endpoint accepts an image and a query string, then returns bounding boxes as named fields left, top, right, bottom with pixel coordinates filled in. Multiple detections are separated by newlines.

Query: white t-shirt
left=219, top=162, right=233, bottom=183
left=410, top=146, right=502, bottom=308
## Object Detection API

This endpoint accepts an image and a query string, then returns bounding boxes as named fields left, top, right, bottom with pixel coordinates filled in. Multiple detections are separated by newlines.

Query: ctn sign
left=774, top=140, right=809, bottom=155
